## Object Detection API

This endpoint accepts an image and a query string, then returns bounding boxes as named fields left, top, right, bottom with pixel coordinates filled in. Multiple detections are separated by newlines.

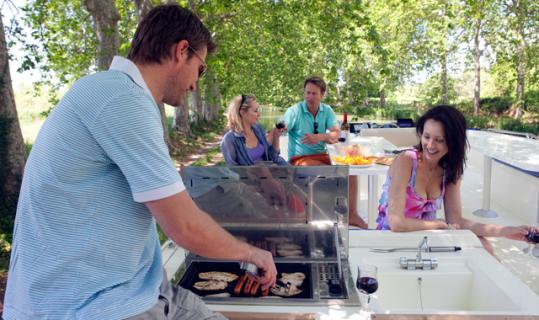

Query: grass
left=0, top=236, right=10, bottom=272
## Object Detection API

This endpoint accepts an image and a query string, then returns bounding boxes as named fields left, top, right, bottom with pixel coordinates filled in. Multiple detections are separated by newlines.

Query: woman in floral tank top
left=376, top=105, right=534, bottom=254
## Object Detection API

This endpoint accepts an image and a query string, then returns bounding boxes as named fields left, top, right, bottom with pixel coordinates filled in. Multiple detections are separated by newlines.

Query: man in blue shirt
left=284, top=76, right=340, bottom=163
left=3, top=5, right=276, bottom=320
left=283, top=76, right=368, bottom=228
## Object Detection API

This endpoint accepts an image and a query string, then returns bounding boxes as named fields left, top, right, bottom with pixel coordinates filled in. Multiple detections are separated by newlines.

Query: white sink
left=349, top=231, right=539, bottom=315
left=366, top=256, right=518, bottom=313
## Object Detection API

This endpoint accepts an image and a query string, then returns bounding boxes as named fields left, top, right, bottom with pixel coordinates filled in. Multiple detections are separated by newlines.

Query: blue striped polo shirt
left=4, top=56, right=184, bottom=320
left=284, top=101, right=338, bottom=158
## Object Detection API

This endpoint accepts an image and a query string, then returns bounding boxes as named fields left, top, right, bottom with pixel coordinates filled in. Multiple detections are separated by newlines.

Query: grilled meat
left=193, top=280, right=228, bottom=291
left=277, top=249, right=303, bottom=257
left=250, top=281, right=261, bottom=295
left=270, top=283, right=302, bottom=297
left=234, top=274, right=247, bottom=295
left=280, top=272, right=305, bottom=287
left=277, top=243, right=302, bottom=251
left=198, top=271, right=238, bottom=282
left=243, top=276, right=254, bottom=294
left=265, top=236, right=291, bottom=243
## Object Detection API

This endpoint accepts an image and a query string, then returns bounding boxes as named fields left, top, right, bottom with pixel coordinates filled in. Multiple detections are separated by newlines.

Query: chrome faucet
left=416, top=236, right=429, bottom=262
left=400, top=236, right=438, bottom=270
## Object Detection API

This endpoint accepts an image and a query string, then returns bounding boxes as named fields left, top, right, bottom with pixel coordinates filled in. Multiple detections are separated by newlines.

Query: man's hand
left=302, top=133, right=320, bottom=145
left=247, top=246, right=277, bottom=290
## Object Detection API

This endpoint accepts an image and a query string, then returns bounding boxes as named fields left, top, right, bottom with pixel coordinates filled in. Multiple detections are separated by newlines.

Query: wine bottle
left=339, top=112, right=349, bottom=142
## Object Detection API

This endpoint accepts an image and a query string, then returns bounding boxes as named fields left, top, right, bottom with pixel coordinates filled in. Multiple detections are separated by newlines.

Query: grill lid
left=181, top=166, right=350, bottom=259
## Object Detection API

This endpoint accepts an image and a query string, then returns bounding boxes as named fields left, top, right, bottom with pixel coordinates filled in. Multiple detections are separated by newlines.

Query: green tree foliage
left=9, top=0, right=539, bottom=123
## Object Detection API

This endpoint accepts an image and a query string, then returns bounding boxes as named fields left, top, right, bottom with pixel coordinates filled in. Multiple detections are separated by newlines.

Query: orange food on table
left=332, top=155, right=374, bottom=165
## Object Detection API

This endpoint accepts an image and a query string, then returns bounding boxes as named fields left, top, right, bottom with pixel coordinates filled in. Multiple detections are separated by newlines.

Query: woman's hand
left=435, top=219, right=450, bottom=229
left=500, top=225, right=530, bottom=242
left=273, top=126, right=286, bottom=137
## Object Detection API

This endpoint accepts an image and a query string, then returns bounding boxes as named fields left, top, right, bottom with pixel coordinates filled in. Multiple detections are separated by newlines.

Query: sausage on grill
left=234, top=274, right=247, bottom=295
left=250, top=281, right=261, bottom=295
left=243, top=276, right=254, bottom=294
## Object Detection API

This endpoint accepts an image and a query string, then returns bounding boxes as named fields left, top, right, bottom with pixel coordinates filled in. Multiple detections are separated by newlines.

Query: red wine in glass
left=528, top=228, right=539, bottom=243
left=276, top=120, right=286, bottom=129
left=357, top=276, right=378, bottom=294
left=356, top=265, right=378, bottom=294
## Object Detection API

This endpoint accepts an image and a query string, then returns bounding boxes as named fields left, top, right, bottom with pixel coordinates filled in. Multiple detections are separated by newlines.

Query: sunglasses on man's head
left=314, top=122, right=319, bottom=134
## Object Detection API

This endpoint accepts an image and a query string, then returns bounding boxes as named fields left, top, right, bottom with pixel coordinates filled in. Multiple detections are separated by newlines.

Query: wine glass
left=275, top=117, right=286, bottom=129
left=525, top=224, right=538, bottom=257
left=274, top=117, right=287, bottom=139
left=356, top=264, right=378, bottom=311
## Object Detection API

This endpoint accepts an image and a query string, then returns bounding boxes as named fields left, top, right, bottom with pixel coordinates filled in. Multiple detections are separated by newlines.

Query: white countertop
left=162, top=230, right=539, bottom=318
left=468, top=130, right=539, bottom=174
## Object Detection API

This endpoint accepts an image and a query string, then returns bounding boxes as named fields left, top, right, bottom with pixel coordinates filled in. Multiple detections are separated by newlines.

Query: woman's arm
left=266, top=127, right=283, bottom=153
left=387, top=154, right=448, bottom=232
left=444, top=180, right=529, bottom=241
left=220, top=132, right=241, bottom=166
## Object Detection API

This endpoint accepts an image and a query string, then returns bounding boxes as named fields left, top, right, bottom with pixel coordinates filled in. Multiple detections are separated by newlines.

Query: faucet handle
left=418, top=236, right=429, bottom=250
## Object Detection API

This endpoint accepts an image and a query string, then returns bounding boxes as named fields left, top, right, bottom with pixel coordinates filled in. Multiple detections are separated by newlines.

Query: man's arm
left=325, top=124, right=340, bottom=144
left=146, top=191, right=277, bottom=288
left=301, top=125, right=340, bottom=145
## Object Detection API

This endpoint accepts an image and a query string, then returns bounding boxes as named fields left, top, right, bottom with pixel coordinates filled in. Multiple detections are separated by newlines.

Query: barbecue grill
left=177, top=166, right=360, bottom=306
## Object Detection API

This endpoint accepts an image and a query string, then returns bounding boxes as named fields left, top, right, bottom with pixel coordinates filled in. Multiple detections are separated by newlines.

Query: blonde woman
left=221, top=94, right=287, bottom=166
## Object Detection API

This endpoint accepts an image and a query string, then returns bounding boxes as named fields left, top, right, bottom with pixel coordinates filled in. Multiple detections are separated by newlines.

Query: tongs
left=371, top=246, right=461, bottom=253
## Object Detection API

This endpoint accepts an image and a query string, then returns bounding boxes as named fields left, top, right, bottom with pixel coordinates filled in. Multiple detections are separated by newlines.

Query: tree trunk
left=134, top=0, right=152, bottom=21
left=472, top=18, right=481, bottom=115
left=84, top=0, right=120, bottom=70
left=508, top=0, right=528, bottom=119
left=514, top=33, right=526, bottom=119
left=174, top=95, right=192, bottom=136
left=441, top=51, right=449, bottom=105
left=379, top=89, right=385, bottom=108
left=133, top=0, right=171, bottom=148
left=204, top=68, right=222, bottom=121
left=0, top=14, right=26, bottom=219
left=192, top=88, right=203, bottom=124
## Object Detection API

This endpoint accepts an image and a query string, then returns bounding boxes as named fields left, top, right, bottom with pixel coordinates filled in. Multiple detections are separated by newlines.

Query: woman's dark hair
left=127, top=5, right=216, bottom=64
left=415, top=105, right=469, bottom=184
left=304, top=76, right=327, bottom=94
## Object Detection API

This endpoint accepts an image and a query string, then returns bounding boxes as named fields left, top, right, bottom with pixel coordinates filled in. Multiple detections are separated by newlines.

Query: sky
left=2, top=0, right=38, bottom=88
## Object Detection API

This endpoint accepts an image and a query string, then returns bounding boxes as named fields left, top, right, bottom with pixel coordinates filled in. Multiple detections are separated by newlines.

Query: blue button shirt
left=284, top=101, right=338, bottom=159
left=4, top=56, right=184, bottom=320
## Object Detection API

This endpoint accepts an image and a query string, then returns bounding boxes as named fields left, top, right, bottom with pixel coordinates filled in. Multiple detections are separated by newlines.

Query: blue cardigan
left=220, top=124, right=288, bottom=166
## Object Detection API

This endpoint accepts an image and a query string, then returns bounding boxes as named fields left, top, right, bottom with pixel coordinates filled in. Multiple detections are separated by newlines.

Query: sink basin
left=351, top=249, right=539, bottom=315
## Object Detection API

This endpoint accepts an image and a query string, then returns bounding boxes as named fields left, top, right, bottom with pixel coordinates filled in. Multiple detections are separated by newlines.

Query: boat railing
left=484, top=128, right=537, bottom=139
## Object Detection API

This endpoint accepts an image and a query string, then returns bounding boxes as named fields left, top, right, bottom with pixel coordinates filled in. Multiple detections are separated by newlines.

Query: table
left=467, top=130, right=539, bottom=216
left=467, top=130, right=539, bottom=256
left=327, top=135, right=397, bottom=227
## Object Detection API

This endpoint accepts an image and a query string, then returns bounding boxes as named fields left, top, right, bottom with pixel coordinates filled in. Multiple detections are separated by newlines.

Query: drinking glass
left=275, top=117, right=287, bottom=136
left=356, top=264, right=378, bottom=311
left=525, top=224, right=538, bottom=257
left=275, top=117, right=286, bottom=129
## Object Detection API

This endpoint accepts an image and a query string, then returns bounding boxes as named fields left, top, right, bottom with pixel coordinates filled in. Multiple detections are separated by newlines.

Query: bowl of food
left=332, top=144, right=375, bottom=166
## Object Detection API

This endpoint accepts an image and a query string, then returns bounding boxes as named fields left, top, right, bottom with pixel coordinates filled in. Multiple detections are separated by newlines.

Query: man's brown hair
left=127, top=5, right=216, bottom=64
left=304, top=76, right=327, bottom=94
